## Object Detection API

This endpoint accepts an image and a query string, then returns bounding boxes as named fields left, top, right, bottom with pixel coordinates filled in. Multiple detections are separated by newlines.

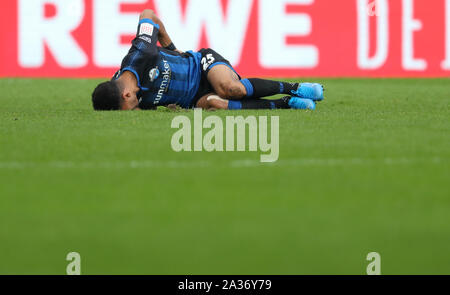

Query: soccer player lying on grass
left=92, top=9, right=325, bottom=111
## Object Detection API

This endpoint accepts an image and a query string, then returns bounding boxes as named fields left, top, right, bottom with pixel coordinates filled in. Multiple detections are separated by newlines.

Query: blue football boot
left=288, top=97, right=316, bottom=110
left=291, top=83, right=324, bottom=101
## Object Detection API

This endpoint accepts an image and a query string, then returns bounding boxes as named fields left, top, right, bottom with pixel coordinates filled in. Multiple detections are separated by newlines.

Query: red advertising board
left=1, top=0, right=449, bottom=78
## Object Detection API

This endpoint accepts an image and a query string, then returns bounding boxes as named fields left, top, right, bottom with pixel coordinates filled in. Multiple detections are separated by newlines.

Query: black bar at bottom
left=0, top=275, right=448, bottom=293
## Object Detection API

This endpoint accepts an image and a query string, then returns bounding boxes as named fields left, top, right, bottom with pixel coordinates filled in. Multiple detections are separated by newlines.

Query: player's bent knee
left=217, top=81, right=246, bottom=99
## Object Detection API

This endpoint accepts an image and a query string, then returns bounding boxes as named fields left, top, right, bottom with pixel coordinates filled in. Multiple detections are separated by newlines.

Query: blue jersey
left=113, top=18, right=203, bottom=109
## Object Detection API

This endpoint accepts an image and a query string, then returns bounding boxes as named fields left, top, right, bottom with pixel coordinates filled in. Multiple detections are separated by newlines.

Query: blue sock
left=228, top=100, right=242, bottom=110
left=230, top=98, right=290, bottom=110
left=240, top=79, right=254, bottom=98
left=240, top=78, right=297, bottom=98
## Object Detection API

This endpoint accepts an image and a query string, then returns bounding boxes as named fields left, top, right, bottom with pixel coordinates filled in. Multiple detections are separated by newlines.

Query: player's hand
left=175, top=49, right=185, bottom=55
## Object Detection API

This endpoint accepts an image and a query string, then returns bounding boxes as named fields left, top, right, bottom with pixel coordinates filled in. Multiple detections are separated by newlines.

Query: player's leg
left=205, top=61, right=324, bottom=102
left=200, top=48, right=247, bottom=100
left=207, top=64, right=247, bottom=100
left=228, top=96, right=315, bottom=110
left=195, top=93, right=228, bottom=110
left=240, top=79, right=325, bottom=101
left=195, top=93, right=315, bottom=110
left=198, top=49, right=316, bottom=109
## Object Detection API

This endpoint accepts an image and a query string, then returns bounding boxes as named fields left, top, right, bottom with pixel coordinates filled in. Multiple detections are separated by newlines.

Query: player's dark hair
left=91, top=81, right=122, bottom=111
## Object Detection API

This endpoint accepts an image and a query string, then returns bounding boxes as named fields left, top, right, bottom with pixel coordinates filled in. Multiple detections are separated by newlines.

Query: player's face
left=120, top=89, right=140, bottom=111
left=121, top=95, right=139, bottom=110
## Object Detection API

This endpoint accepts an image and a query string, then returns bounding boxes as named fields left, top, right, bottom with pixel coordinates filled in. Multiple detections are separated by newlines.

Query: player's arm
left=139, top=9, right=182, bottom=53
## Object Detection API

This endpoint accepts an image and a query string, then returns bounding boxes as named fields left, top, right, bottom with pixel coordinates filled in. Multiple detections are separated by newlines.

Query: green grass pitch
left=0, top=78, right=449, bottom=274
